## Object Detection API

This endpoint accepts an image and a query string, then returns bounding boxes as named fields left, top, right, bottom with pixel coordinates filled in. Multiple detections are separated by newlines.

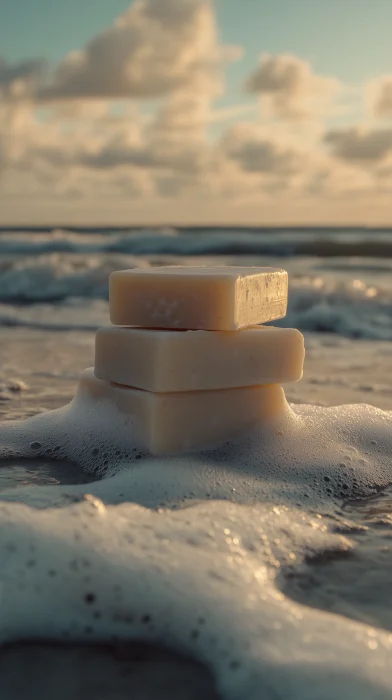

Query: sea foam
left=0, top=380, right=391, bottom=508
left=0, top=488, right=391, bottom=698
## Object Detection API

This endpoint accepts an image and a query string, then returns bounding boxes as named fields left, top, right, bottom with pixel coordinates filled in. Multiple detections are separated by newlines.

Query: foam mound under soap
left=0, top=379, right=392, bottom=509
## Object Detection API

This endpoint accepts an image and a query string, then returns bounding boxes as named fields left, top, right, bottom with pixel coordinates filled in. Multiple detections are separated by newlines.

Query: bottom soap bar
left=77, top=369, right=287, bottom=455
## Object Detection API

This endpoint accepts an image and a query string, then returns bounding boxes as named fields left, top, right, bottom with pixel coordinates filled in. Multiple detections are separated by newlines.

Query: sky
left=1, top=0, right=392, bottom=226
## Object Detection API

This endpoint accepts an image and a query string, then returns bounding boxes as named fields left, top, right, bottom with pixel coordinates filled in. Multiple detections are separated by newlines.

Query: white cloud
left=0, top=57, right=45, bottom=176
left=245, top=53, right=340, bottom=120
left=37, top=0, right=238, bottom=102
left=11, top=96, right=209, bottom=180
left=16, top=0, right=236, bottom=195
left=367, top=76, right=392, bottom=118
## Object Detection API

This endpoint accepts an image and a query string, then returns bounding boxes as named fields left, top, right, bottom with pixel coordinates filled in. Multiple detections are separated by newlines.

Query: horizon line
left=1, top=224, right=392, bottom=232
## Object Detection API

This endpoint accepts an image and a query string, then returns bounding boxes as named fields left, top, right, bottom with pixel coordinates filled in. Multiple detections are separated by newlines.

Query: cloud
left=324, top=127, right=392, bottom=163
left=0, top=57, right=45, bottom=178
left=376, top=163, right=392, bottom=180
left=304, top=161, right=377, bottom=199
left=3, top=1, right=392, bottom=224
left=37, top=0, right=237, bottom=102
left=221, top=124, right=304, bottom=175
left=244, top=53, right=340, bottom=120
left=78, top=138, right=205, bottom=173
left=16, top=91, right=211, bottom=178
left=0, top=56, right=45, bottom=97
left=370, top=77, right=392, bottom=118
left=8, top=96, right=208, bottom=188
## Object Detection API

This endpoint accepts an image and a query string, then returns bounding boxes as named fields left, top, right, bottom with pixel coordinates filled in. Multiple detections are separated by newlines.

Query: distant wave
left=0, top=274, right=391, bottom=340
left=0, top=254, right=148, bottom=302
left=282, top=281, right=392, bottom=340
left=1, top=227, right=392, bottom=258
left=1, top=226, right=391, bottom=339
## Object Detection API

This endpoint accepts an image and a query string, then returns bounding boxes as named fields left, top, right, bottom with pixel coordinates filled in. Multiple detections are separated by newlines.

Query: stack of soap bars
left=78, top=266, right=305, bottom=455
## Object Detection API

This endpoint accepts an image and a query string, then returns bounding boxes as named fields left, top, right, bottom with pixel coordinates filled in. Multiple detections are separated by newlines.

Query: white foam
left=0, top=497, right=391, bottom=699
left=1, top=386, right=391, bottom=509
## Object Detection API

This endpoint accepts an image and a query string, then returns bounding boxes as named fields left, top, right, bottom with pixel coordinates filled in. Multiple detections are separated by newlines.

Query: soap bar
left=94, top=325, right=304, bottom=392
left=77, top=369, right=287, bottom=455
left=109, top=266, right=288, bottom=330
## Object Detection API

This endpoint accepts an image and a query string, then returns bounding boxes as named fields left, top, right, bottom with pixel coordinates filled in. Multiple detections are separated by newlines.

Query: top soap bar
left=109, top=266, right=288, bottom=330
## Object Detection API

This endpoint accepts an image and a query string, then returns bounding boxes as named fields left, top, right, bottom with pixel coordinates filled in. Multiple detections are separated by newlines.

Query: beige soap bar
left=109, top=266, right=288, bottom=330
left=77, top=368, right=287, bottom=455
left=94, top=325, right=304, bottom=392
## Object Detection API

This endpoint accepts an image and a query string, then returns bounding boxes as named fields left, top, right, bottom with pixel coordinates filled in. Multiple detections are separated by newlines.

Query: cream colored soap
left=109, top=266, right=288, bottom=330
left=94, top=325, right=304, bottom=392
left=78, top=368, right=287, bottom=455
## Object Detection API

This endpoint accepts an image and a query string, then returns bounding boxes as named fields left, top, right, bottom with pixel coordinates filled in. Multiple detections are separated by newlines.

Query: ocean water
left=1, top=226, right=392, bottom=339
left=1, top=226, right=392, bottom=699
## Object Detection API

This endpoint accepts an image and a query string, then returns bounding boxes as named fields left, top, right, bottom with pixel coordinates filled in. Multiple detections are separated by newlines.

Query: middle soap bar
left=109, top=266, right=288, bottom=330
left=94, top=325, right=304, bottom=392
